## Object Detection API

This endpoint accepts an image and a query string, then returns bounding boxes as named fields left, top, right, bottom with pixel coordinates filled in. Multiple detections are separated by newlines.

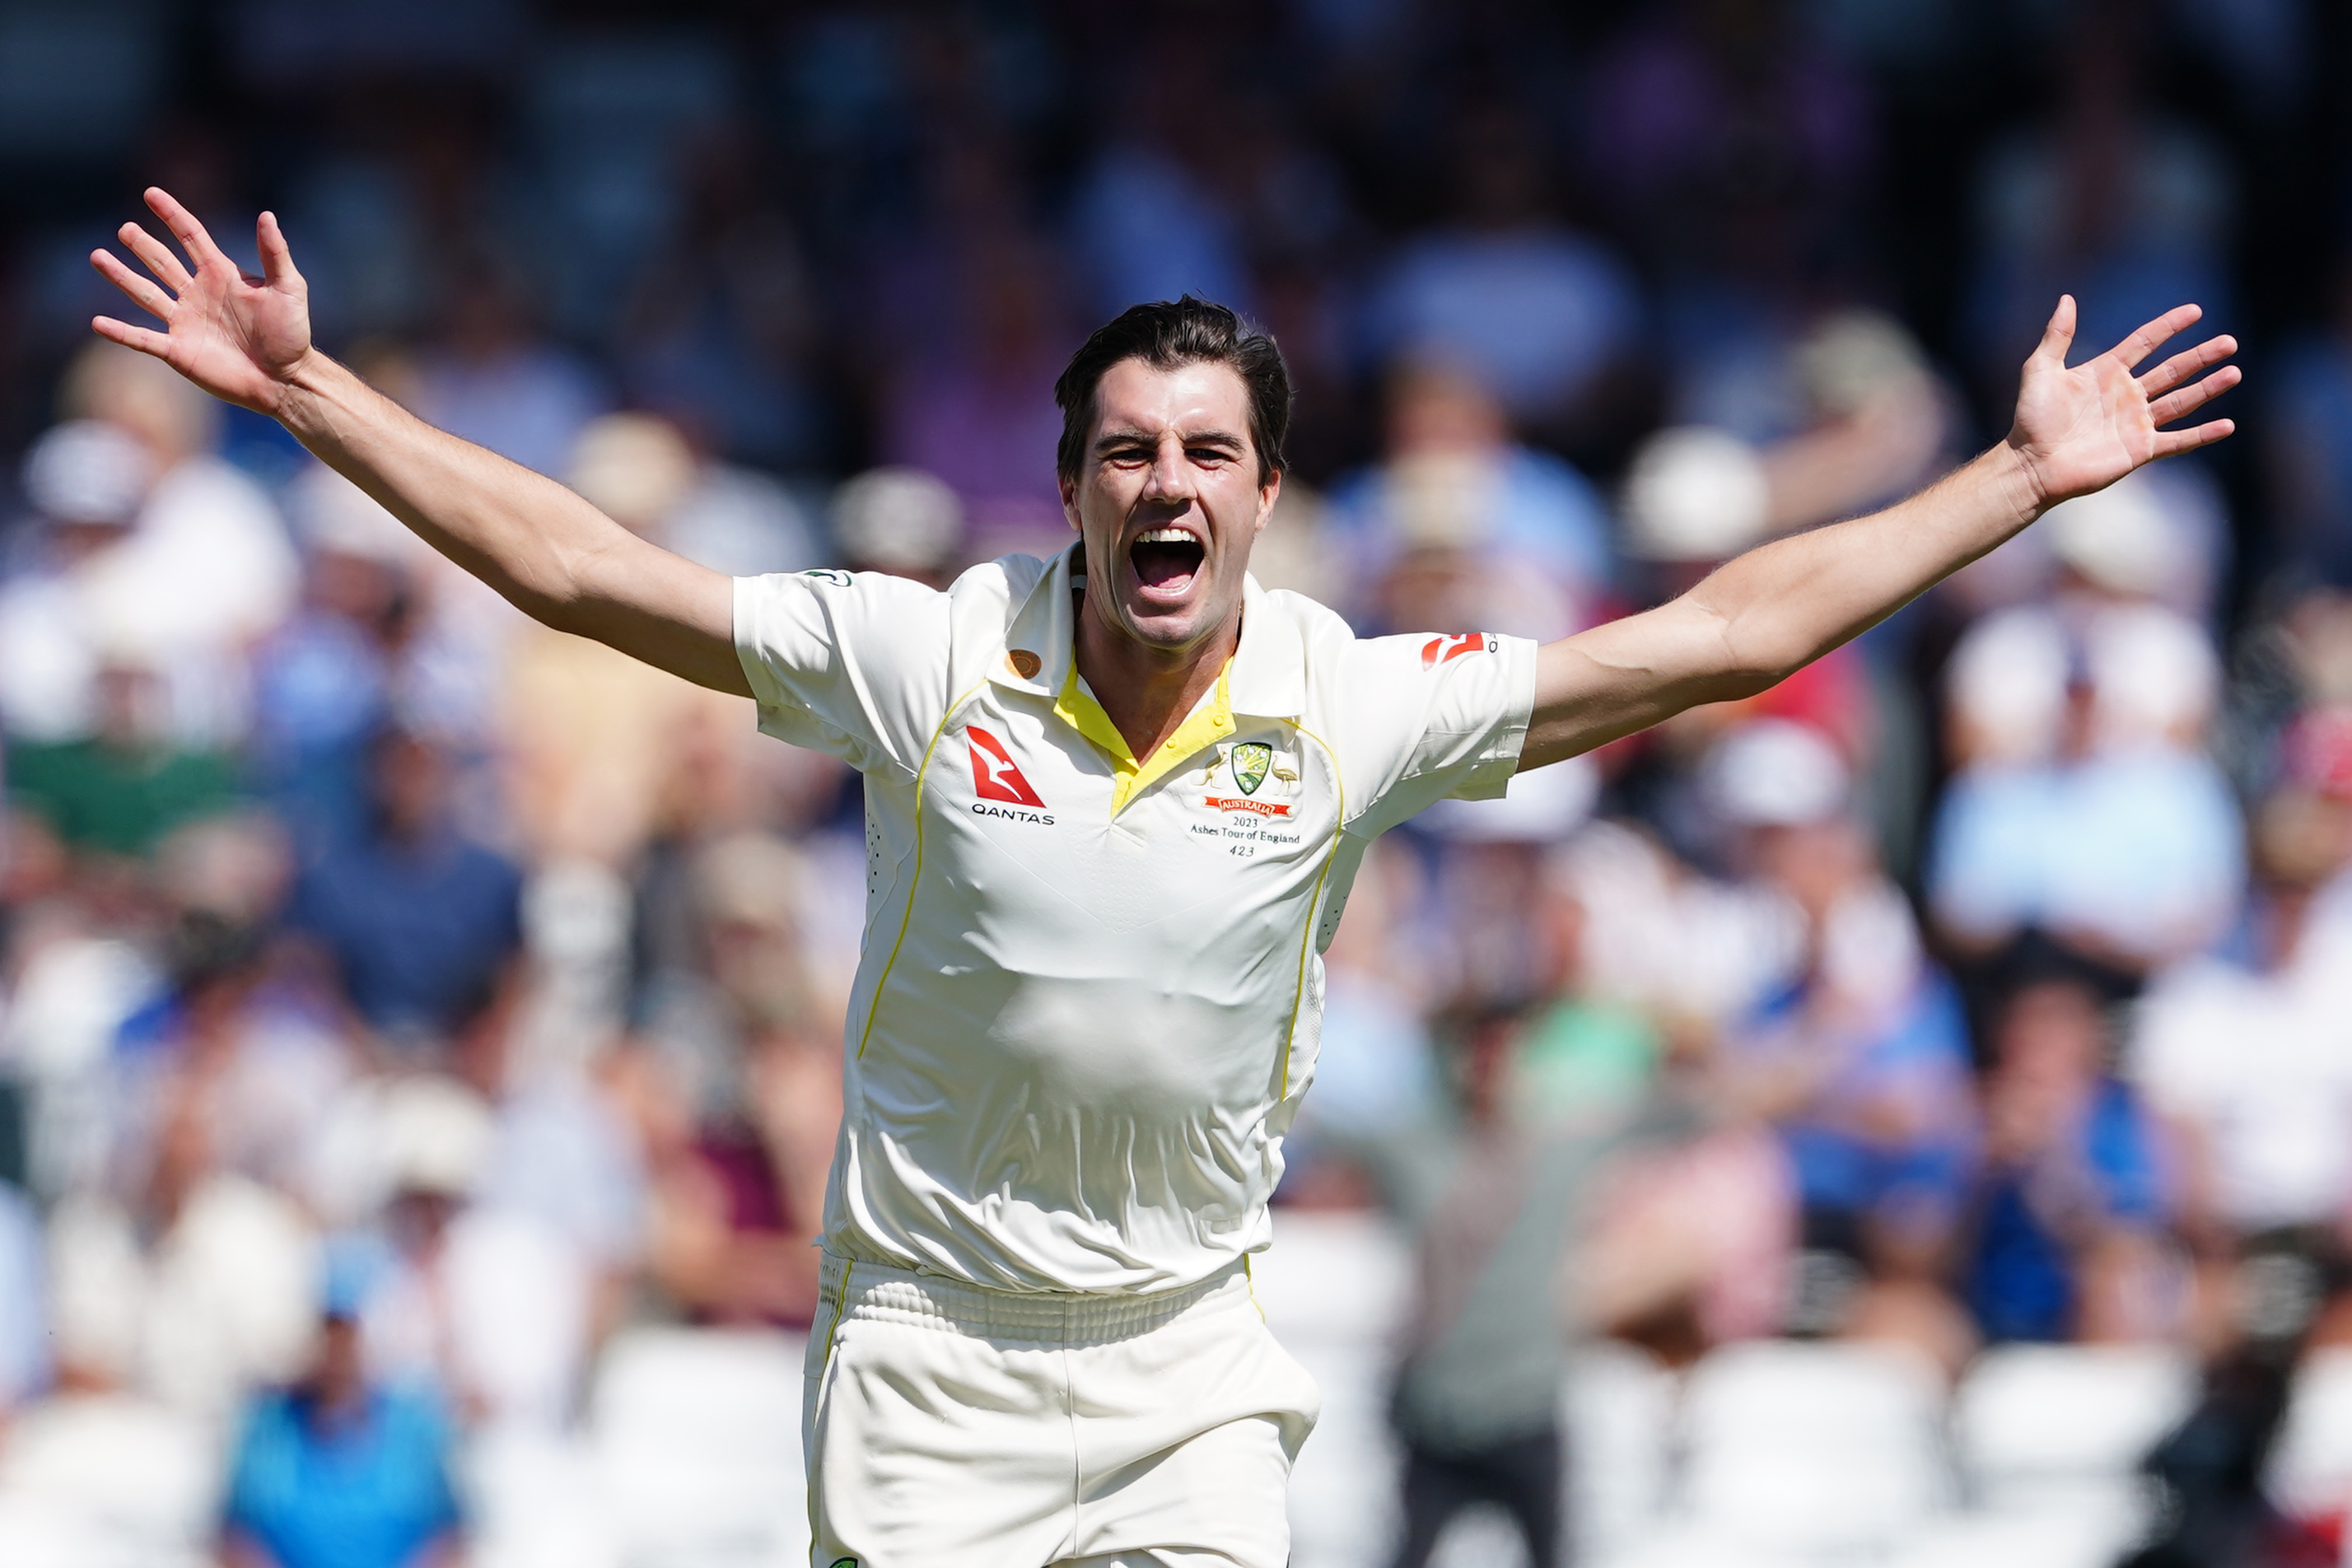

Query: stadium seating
left=1257, top=1211, right=1413, bottom=1568
left=589, top=1327, right=809, bottom=1568
left=2266, top=1345, right=2352, bottom=1524
left=1677, top=1340, right=1951, bottom=1552
left=1562, top=1341, right=1677, bottom=1561
left=1946, top=1342, right=2191, bottom=1561
left=0, top=1392, right=217, bottom=1568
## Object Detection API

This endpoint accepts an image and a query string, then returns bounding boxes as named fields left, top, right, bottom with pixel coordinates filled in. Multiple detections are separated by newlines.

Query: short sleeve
left=1328, top=632, right=1538, bottom=838
left=733, top=569, right=954, bottom=778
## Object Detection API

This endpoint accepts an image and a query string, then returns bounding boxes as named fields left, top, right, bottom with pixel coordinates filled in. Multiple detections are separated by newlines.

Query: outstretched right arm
left=90, top=187, right=748, bottom=697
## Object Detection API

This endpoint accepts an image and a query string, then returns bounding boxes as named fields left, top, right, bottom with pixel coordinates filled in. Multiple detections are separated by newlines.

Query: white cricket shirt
left=735, top=547, right=1536, bottom=1295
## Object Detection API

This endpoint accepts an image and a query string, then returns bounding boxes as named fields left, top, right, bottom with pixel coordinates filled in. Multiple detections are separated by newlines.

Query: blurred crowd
left=2, top=0, right=2352, bottom=1563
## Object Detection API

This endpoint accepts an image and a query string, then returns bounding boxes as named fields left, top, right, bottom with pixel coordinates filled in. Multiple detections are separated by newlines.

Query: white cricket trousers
left=802, top=1251, right=1321, bottom=1568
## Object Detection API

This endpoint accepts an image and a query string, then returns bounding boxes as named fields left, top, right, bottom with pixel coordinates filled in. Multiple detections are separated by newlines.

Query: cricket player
left=91, top=188, right=2238, bottom=1568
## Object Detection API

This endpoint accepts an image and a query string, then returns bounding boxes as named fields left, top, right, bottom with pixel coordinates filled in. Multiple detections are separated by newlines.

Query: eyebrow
left=1092, top=425, right=1248, bottom=454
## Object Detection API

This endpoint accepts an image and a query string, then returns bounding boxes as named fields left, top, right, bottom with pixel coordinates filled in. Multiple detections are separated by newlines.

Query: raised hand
left=88, top=187, right=314, bottom=418
left=2007, top=296, right=2240, bottom=509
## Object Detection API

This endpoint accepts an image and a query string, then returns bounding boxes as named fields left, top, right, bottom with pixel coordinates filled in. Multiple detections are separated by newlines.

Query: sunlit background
left=2, top=1, right=2350, bottom=1566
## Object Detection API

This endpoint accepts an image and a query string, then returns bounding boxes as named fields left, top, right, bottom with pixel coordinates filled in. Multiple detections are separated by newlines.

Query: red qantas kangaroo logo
left=968, top=726, right=1047, bottom=807
left=1421, top=632, right=1492, bottom=670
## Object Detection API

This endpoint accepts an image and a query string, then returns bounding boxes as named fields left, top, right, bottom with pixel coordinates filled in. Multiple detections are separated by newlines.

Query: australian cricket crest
left=1231, top=741, right=1272, bottom=796
left=1198, top=739, right=1302, bottom=821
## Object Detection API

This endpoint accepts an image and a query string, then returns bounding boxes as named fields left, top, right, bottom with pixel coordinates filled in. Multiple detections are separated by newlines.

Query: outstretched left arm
left=1519, top=297, right=2240, bottom=771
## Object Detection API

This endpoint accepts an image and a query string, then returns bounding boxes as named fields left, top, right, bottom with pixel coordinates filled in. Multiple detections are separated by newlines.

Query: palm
left=89, top=189, right=314, bottom=417
left=2005, top=296, right=2239, bottom=508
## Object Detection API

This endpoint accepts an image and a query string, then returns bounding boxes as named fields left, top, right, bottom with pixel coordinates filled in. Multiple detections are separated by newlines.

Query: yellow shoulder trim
left=856, top=679, right=992, bottom=1058
left=1277, top=721, right=1346, bottom=1101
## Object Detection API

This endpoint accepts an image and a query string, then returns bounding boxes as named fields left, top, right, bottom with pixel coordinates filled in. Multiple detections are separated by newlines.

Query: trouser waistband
left=817, top=1251, right=1253, bottom=1346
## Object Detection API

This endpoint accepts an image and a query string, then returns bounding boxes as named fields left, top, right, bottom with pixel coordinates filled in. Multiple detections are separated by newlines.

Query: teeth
left=1136, top=527, right=1197, bottom=545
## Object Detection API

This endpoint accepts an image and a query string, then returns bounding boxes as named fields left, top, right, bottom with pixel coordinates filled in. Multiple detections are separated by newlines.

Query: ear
left=1059, top=472, right=1082, bottom=532
left=1253, top=469, right=1282, bottom=535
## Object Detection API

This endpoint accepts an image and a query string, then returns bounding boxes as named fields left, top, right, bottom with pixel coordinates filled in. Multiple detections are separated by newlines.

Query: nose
left=1139, top=434, right=1195, bottom=506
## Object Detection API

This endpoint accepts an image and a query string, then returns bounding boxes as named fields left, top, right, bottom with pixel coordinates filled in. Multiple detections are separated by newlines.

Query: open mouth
left=1130, top=526, right=1206, bottom=598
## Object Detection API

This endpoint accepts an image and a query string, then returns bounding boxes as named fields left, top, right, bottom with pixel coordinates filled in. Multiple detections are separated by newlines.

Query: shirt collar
left=991, top=543, right=1305, bottom=722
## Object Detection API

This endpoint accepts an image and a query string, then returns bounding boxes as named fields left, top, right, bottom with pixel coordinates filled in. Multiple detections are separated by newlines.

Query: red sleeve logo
left=1421, top=633, right=1494, bottom=670
left=968, top=726, right=1047, bottom=806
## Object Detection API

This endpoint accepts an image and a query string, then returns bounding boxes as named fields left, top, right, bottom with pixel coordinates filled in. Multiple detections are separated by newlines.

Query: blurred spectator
left=1961, top=961, right=2176, bottom=1344
left=483, top=414, right=780, bottom=867
left=1416, top=759, right=1604, bottom=1010
left=287, top=727, right=521, bottom=1048
left=1622, top=312, right=1949, bottom=562
left=1348, top=1001, right=1604, bottom=1568
left=46, top=343, right=299, bottom=744
left=1616, top=423, right=1881, bottom=808
left=324, top=1072, right=591, bottom=1434
left=1754, top=313, right=1953, bottom=530
left=2135, top=789, right=2352, bottom=1349
left=1539, top=818, right=1796, bottom=1038
left=1704, top=721, right=1978, bottom=1370
left=630, top=833, right=838, bottom=1328
left=1365, top=110, right=1639, bottom=428
left=566, top=412, right=815, bottom=579
left=265, top=440, right=530, bottom=758
left=249, top=467, right=427, bottom=846
left=1572, top=1102, right=1798, bottom=1367
left=1962, top=7, right=2234, bottom=395
left=0, top=420, right=152, bottom=742
left=1292, top=838, right=1441, bottom=1175
left=114, top=906, right=350, bottom=1204
left=1619, top=424, right=1772, bottom=576
left=1065, top=49, right=1253, bottom=320
left=7, top=662, right=239, bottom=861
left=1515, top=843, right=1664, bottom=1135
left=1930, top=473, right=2241, bottom=971
left=219, top=1273, right=463, bottom=1568
left=1325, top=361, right=1612, bottom=633
left=410, top=264, right=609, bottom=478
left=619, top=125, right=828, bottom=471
left=47, top=1077, right=321, bottom=1425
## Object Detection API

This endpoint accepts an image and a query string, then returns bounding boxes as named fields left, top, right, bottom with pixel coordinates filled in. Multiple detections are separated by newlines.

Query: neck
left=1073, top=592, right=1239, bottom=762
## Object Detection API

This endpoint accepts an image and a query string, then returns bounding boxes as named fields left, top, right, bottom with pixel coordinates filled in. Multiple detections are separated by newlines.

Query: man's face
left=1061, top=357, right=1279, bottom=656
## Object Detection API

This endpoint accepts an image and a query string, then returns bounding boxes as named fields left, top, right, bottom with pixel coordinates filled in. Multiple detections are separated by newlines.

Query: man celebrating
left=91, top=189, right=2238, bottom=1568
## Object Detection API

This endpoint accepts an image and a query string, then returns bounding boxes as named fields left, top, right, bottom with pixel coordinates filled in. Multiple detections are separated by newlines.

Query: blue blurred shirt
left=1964, top=1078, right=2170, bottom=1343
left=1738, top=971, right=1977, bottom=1225
left=1929, top=749, right=2243, bottom=963
left=224, top=1385, right=460, bottom=1568
left=288, top=827, right=521, bottom=1041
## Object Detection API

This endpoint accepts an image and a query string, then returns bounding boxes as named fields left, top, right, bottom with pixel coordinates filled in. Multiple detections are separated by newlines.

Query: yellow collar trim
left=1056, top=660, right=1236, bottom=815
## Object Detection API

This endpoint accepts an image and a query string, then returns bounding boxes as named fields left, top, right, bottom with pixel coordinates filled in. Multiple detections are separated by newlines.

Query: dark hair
left=1052, top=297, right=1290, bottom=486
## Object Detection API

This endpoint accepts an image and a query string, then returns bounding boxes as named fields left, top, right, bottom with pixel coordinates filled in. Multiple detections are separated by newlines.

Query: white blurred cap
left=375, top=1076, right=496, bottom=1200
left=833, top=467, right=964, bottom=573
left=287, top=464, right=421, bottom=565
left=1620, top=427, right=1770, bottom=562
left=1424, top=754, right=1600, bottom=842
left=1703, top=719, right=1850, bottom=827
left=569, top=413, right=698, bottom=534
left=23, top=419, right=153, bottom=525
left=1794, top=310, right=1929, bottom=419
left=2042, top=471, right=2183, bottom=598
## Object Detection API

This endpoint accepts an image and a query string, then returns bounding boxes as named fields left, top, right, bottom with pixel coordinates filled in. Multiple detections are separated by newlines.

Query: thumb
left=2032, top=295, right=2078, bottom=365
left=256, top=212, right=304, bottom=292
